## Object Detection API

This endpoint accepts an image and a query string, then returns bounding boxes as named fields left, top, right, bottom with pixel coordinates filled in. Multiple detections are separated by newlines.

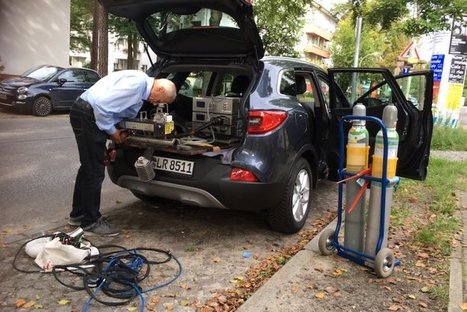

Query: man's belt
left=74, top=97, right=93, bottom=111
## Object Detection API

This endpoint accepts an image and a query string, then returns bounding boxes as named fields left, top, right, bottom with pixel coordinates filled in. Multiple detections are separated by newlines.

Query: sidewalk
left=238, top=190, right=467, bottom=312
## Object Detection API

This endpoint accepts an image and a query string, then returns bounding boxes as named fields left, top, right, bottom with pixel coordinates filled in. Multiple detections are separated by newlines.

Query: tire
left=374, top=247, right=395, bottom=278
left=318, top=228, right=336, bottom=255
left=268, top=158, right=312, bottom=234
left=32, top=96, right=52, bottom=116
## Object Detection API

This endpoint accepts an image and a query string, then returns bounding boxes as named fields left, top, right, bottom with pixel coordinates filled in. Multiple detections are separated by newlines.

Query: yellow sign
left=446, top=83, right=464, bottom=110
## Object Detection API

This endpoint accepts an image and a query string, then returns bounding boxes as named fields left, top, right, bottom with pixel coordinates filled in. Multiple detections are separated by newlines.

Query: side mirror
left=58, top=78, right=67, bottom=86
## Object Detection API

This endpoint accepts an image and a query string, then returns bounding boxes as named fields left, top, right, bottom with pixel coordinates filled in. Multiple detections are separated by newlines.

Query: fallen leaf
left=127, top=307, right=137, bottom=312
left=16, top=299, right=27, bottom=308
left=420, top=286, right=430, bottom=293
left=384, top=286, right=392, bottom=291
left=212, top=256, right=221, bottom=263
left=387, top=278, right=397, bottom=285
left=218, top=295, right=227, bottom=304
left=418, top=252, right=429, bottom=259
left=388, top=304, right=401, bottom=311
left=180, top=300, right=190, bottom=306
left=415, top=261, right=426, bottom=267
left=23, top=301, right=36, bottom=308
left=407, top=294, right=416, bottom=299
left=315, top=292, right=326, bottom=299
left=34, top=304, right=44, bottom=309
left=418, top=302, right=428, bottom=308
left=150, top=296, right=161, bottom=304
left=392, top=297, right=403, bottom=303
left=325, top=286, right=339, bottom=294
left=58, top=299, right=70, bottom=305
left=179, top=283, right=191, bottom=290
left=332, top=268, right=346, bottom=278
left=163, top=302, right=174, bottom=310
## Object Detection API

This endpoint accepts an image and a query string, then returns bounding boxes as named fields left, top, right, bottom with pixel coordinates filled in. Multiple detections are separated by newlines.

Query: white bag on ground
left=34, top=237, right=95, bottom=271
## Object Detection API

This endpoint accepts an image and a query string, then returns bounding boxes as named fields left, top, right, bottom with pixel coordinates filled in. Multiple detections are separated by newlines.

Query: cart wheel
left=318, top=228, right=336, bottom=256
left=375, top=248, right=395, bottom=278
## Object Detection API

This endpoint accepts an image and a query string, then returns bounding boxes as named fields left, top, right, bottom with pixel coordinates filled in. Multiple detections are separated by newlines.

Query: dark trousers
left=69, top=99, right=107, bottom=227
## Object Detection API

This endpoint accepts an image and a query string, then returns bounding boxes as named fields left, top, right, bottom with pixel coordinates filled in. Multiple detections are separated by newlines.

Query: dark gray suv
left=102, top=0, right=433, bottom=233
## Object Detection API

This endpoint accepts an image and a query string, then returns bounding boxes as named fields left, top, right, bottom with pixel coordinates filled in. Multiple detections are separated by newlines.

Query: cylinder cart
left=318, top=115, right=400, bottom=278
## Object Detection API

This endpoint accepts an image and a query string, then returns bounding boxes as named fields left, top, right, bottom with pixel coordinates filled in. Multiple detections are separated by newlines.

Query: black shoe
left=83, top=217, right=119, bottom=237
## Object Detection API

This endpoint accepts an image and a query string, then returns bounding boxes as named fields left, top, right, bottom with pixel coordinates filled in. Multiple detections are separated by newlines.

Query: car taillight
left=230, top=167, right=258, bottom=182
left=247, top=111, right=287, bottom=134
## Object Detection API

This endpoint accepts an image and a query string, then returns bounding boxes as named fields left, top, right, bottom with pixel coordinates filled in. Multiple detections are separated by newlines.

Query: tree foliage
left=108, top=16, right=142, bottom=70
left=71, top=0, right=141, bottom=70
left=330, top=14, right=409, bottom=69
left=336, top=0, right=466, bottom=36
left=70, top=0, right=93, bottom=52
left=253, top=0, right=310, bottom=57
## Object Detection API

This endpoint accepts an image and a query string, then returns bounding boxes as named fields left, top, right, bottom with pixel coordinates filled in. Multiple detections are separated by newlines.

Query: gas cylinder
left=344, top=103, right=369, bottom=252
left=365, top=104, right=399, bottom=257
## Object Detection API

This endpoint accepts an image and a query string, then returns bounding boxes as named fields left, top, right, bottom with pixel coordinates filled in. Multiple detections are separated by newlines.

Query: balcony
left=305, top=25, right=333, bottom=42
left=304, top=44, right=330, bottom=58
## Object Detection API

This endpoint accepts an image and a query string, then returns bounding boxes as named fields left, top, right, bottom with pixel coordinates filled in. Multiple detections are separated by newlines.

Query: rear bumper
left=112, top=171, right=285, bottom=211
left=117, top=175, right=227, bottom=208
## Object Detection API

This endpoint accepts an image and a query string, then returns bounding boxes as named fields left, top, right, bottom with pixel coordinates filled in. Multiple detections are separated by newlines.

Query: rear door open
left=328, top=68, right=433, bottom=180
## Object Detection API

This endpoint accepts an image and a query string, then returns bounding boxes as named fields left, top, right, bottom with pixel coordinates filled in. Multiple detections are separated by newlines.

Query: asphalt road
left=0, top=108, right=135, bottom=233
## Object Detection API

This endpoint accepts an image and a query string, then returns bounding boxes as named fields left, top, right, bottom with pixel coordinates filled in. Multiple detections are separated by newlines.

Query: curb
left=240, top=190, right=467, bottom=312
left=237, top=220, right=337, bottom=312
left=449, top=191, right=467, bottom=312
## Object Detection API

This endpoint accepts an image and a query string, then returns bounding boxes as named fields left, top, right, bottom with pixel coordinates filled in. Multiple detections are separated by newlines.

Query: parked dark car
left=101, top=0, right=433, bottom=233
left=0, top=65, right=100, bottom=116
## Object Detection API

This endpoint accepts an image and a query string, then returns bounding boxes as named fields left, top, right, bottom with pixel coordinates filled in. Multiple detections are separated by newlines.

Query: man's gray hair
left=158, top=78, right=177, bottom=103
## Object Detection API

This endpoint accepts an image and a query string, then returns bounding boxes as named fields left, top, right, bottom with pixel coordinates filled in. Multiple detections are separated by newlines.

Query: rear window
left=147, top=8, right=239, bottom=37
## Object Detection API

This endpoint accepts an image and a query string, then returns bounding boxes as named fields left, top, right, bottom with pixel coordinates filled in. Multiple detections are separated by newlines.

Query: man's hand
left=109, top=129, right=129, bottom=144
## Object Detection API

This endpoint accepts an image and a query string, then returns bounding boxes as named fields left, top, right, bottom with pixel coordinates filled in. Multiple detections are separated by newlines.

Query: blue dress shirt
left=80, top=70, right=154, bottom=135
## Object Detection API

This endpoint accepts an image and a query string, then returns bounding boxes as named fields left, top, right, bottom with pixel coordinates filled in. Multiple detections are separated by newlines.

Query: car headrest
left=296, top=76, right=307, bottom=95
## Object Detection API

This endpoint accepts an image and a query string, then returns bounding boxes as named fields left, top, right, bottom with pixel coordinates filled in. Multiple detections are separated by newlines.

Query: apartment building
left=297, top=1, right=340, bottom=68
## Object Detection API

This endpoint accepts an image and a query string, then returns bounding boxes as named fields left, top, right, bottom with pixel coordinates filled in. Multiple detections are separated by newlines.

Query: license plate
left=153, top=156, right=194, bottom=176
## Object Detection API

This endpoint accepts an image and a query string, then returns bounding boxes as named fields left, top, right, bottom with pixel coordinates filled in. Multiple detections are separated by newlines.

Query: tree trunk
left=91, top=0, right=108, bottom=76
left=127, top=33, right=134, bottom=69
left=90, top=2, right=98, bottom=70
left=132, top=35, right=139, bottom=69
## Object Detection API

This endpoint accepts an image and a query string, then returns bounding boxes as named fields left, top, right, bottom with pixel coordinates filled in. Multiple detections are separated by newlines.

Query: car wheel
left=32, top=96, right=52, bottom=116
left=268, top=158, right=312, bottom=234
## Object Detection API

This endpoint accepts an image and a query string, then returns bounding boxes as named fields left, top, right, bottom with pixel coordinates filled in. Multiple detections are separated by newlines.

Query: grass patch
left=415, top=215, right=459, bottom=255
left=391, top=158, right=465, bottom=309
left=430, top=285, right=450, bottom=307
left=397, top=158, right=465, bottom=253
left=390, top=205, right=410, bottom=227
left=431, top=126, right=467, bottom=151
left=425, top=158, right=467, bottom=214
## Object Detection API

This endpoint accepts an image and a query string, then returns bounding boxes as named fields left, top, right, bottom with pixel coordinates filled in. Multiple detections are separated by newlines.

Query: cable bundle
left=14, top=239, right=182, bottom=311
